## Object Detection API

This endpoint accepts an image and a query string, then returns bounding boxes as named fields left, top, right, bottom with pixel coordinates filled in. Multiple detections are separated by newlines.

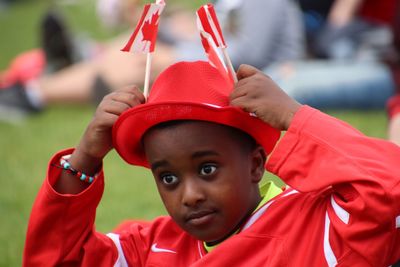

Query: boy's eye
left=161, top=174, right=179, bottom=185
left=199, top=164, right=217, bottom=176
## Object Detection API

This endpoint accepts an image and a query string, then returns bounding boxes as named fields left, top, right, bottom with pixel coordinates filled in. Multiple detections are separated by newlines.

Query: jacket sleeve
left=23, top=149, right=119, bottom=266
left=266, top=105, right=400, bottom=266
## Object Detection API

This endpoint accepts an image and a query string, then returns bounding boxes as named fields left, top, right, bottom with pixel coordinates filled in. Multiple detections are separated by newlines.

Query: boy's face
left=143, top=121, right=265, bottom=243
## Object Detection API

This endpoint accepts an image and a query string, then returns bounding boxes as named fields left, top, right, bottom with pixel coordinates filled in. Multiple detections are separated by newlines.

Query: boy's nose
left=181, top=179, right=206, bottom=207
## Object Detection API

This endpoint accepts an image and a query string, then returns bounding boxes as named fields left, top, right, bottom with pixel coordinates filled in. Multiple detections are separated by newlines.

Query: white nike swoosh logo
left=151, top=243, right=177, bottom=254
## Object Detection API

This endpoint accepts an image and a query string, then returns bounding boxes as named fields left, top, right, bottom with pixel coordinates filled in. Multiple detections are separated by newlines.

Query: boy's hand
left=230, top=64, right=301, bottom=131
left=55, top=86, right=145, bottom=194
left=71, top=86, right=145, bottom=174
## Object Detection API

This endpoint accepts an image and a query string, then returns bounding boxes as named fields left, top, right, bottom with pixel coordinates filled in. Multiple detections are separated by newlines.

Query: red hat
left=112, top=61, right=280, bottom=167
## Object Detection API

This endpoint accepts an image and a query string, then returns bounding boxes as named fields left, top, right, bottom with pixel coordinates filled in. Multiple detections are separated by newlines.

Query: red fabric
left=359, top=0, right=397, bottom=25
left=0, top=49, right=45, bottom=87
left=387, top=94, right=400, bottom=118
left=112, top=61, right=280, bottom=167
left=24, top=106, right=400, bottom=266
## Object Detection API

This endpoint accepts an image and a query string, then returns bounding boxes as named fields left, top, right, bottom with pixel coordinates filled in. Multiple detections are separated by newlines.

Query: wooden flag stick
left=221, top=48, right=238, bottom=83
left=144, top=52, right=152, bottom=100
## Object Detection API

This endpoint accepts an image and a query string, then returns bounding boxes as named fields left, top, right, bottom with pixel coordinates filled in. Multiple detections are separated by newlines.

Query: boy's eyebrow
left=150, top=160, right=169, bottom=171
left=191, top=150, right=220, bottom=159
left=150, top=151, right=220, bottom=171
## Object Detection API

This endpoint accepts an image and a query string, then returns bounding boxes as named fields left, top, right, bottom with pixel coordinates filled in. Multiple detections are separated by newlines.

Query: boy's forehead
left=143, top=120, right=256, bottom=149
left=147, top=120, right=234, bottom=136
left=143, top=120, right=253, bottom=161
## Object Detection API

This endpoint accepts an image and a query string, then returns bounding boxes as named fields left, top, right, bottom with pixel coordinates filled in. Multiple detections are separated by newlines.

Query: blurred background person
left=301, top=0, right=395, bottom=60
left=265, top=0, right=399, bottom=110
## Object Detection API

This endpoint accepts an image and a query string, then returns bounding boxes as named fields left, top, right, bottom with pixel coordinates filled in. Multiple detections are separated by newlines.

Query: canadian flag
left=196, top=3, right=226, bottom=48
left=121, top=0, right=166, bottom=53
left=197, top=3, right=236, bottom=83
left=199, top=30, right=233, bottom=84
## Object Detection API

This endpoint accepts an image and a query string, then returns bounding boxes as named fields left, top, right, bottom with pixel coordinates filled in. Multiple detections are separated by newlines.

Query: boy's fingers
left=125, top=86, right=146, bottom=104
left=103, top=99, right=133, bottom=116
left=230, top=94, right=252, bottom=112
left=230, top=78, right=258, bottom=101
left=101, top=85, right=145, bottom=111
left=112, top=85, right=146, bottom=104
left=229, top=85, right=247, bottom=102
left=111, top=91, right=144, bottom=108
left=99, top=112, right=120, bottom=126
left=236, top=64, right=261, bottom=80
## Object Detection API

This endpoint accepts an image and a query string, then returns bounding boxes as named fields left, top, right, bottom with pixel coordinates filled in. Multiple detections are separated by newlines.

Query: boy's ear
left=250, top=145, right=266, bottom=183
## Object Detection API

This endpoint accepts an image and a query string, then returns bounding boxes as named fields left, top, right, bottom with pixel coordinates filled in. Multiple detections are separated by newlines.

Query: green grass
left=0, top=1, right=388, bottom=266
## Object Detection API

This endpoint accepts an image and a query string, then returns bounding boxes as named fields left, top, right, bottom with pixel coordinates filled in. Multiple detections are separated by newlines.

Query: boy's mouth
left=185, top=209, right=216, bottom=226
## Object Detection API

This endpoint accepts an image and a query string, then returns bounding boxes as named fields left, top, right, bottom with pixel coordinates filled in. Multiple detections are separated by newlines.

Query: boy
left=24, top=61, right=400, bottom=266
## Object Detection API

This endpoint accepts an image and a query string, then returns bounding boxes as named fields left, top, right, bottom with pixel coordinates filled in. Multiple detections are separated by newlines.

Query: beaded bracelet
left=57, top=154, right=98, bottom=184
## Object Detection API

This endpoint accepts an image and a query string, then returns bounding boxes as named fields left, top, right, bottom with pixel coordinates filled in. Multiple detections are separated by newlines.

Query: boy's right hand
left=70, top=86, right=145, bottom=175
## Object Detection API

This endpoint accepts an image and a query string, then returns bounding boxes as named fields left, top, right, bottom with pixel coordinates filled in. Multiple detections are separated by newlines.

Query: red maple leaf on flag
left=141, top=12, right=161, bottom=52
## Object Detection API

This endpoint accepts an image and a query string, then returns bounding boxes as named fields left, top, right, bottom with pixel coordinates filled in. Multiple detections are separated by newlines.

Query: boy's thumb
left=236, top=64, right=260, bottom=80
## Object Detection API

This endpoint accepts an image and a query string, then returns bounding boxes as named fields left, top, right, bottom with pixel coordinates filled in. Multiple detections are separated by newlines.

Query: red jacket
left=23, top=106, right=400, bottom=266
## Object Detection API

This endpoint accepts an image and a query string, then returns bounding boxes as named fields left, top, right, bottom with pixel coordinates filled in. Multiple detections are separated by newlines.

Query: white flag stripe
left=204, top=5, right=226, bottom=48
left=196, top=13, right=204, bottom=32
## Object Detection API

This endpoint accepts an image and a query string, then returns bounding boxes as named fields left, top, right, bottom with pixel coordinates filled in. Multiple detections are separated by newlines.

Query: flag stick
left=144, top=52, right=152, bottom=99
left=221, top=48, right=238, bottom=83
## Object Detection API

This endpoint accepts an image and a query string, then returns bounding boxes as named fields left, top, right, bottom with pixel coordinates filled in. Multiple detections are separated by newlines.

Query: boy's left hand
left=230, top=64, right=301, bottom=131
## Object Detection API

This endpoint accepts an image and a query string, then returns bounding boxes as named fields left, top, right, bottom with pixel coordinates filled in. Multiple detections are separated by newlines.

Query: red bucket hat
left=112, top=61, right=280, bottom=167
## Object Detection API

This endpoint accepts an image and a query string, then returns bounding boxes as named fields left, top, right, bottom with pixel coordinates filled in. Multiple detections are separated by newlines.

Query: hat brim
left=112, top=102, right=280, bottom=167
